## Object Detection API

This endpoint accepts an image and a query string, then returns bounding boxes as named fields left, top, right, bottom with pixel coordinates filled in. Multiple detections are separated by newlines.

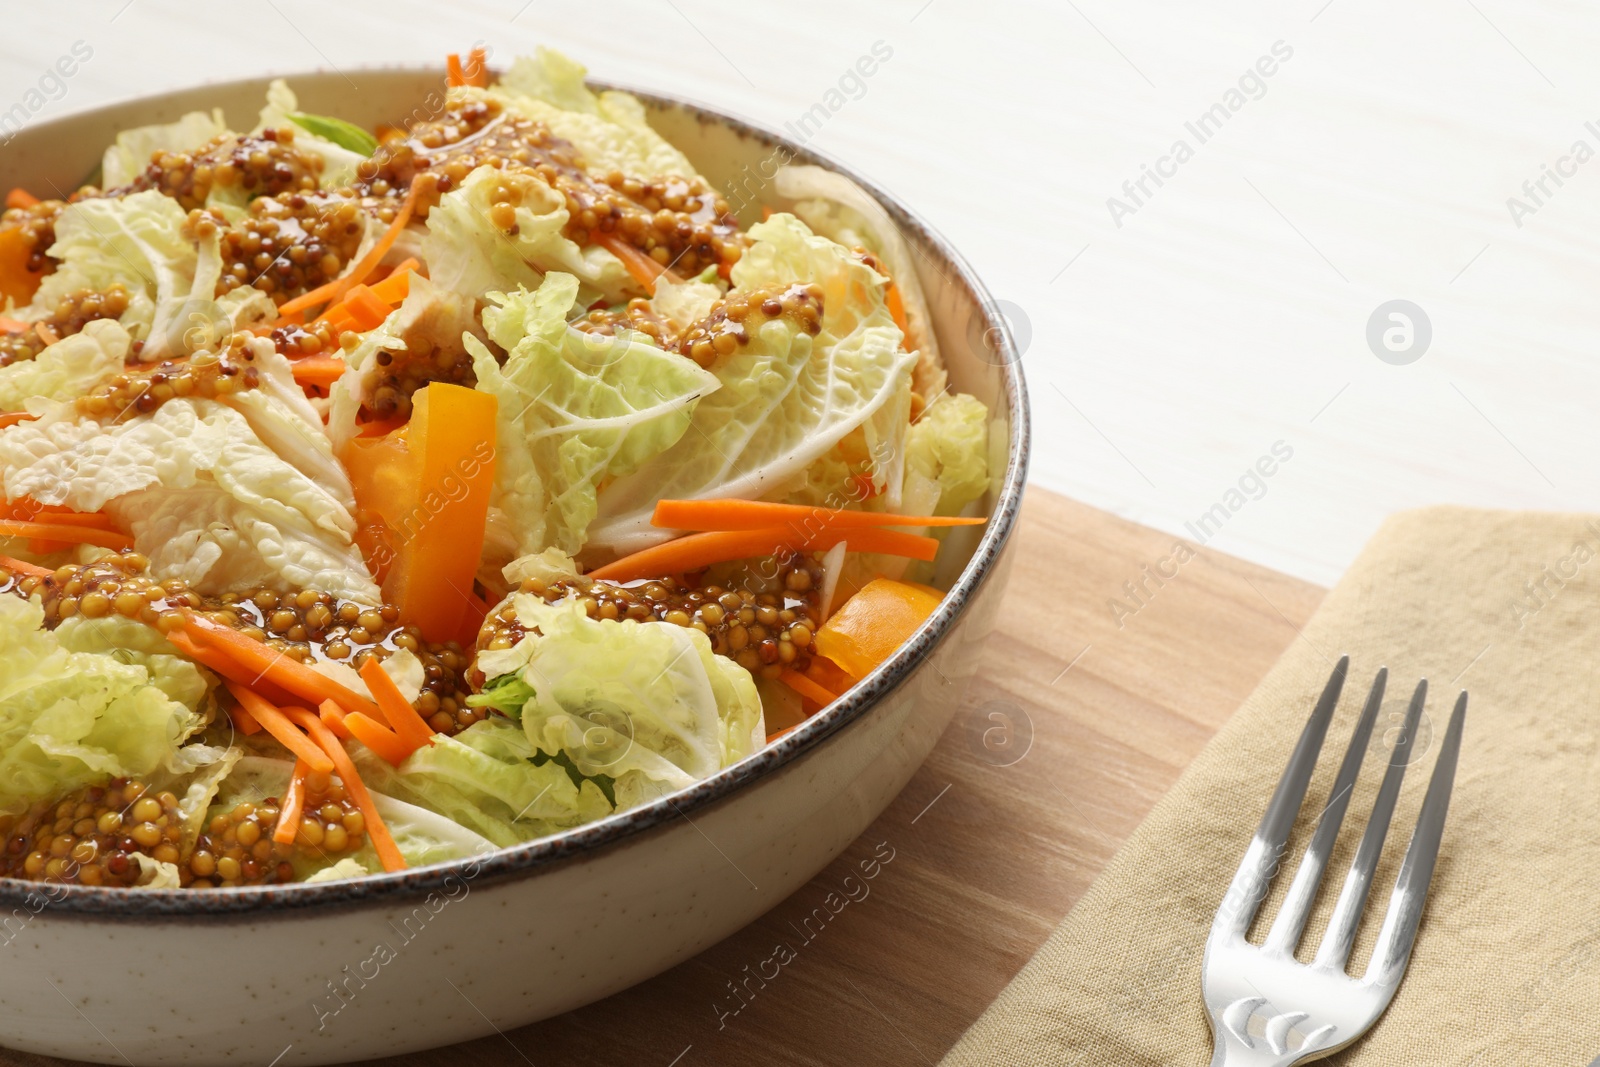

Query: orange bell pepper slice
left=812, top=578, right=944, bottom=682
left=342, top=382, right=497, bottom=643
left=0, top=227, right=44, bottom=307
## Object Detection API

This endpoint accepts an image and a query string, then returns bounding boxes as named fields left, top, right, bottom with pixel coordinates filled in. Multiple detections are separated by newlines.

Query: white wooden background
left=1, top=0, right=1596, bottom=586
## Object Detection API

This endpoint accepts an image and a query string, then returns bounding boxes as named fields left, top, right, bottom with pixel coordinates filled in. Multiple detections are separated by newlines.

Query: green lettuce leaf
left=287, top=111, right=377, bottom=156
left=253, top=79, right=366, bottom=189
left=0, top=594, right=200, bottom=815
left=777, top=164, right=946, bottom=401
left=0, top=392, right=376, bottom=602
left=475, top=596, right=765, bottom=810
left=466, top=273, right=720, bottom=557
left=464, top=673, right=537, bottom=716
left=419, top=164, right=633, bottom=304
left=351, top=717, right=614, bottom=848
left=30, top=191, right=195, bottom=347
left=211, top=756, right=496, bottom=877
left=53, top=614, right=211, bottom=710
left=588, top=213, right=917, bottom=554
left=490, top=49, right=702, bottom=180
left=101, top=108, right=230, bottom=189
left=902, top=393, right=989, bottom=518
left=0, top=319, right=131, bottom=411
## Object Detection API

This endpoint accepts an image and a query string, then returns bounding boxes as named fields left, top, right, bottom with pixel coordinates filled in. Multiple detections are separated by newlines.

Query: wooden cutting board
left=0, top=489, right=1323, bottom=1067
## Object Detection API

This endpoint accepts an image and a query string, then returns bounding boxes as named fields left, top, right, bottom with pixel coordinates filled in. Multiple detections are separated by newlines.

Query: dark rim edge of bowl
left=0, top=67, right=1032, bottom=919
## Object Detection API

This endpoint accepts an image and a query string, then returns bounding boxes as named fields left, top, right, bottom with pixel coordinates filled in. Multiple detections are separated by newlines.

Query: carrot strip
left=319, top=700, right=352, bottom=740
left=369, top=257, right=418, bottom=297
left=766, top=725, right=799, bottom=744
left=290, top=707, right=406, bottom=872
left=277, top=183, right=420, bottom=318
left=356, top=413, right=407, bottom=438
left=346, top=285, right=392, bottom=329
left=885, top=281, right=910, bottom=338
left=0, top=412, right=36, bottom=429
left=182, top=614, right=382, bottom=719
left=466, top=46, right=490, bottom=88
left=366, top=265, right=413, bottom=305
left=0, top=505, right=112, bottom=531
left=780, top=670, right=839, bottom=707
left=5, top=188, right=38, bottom=210
left=290, top=356, right=348, bottom=388
left=593, top=232, right=682, bottom=296
left=587, top=524, right=939, bottom=583
left=224, top=682, right=335, bottom=775
left=228, top=703, right=263, bottom=736
left=0, top=554, right=50, bottom=578
left=165, top=629, right=291, bottom=708
left=446, top=53, right=466, bottom=88
left=0, top=519, right=131, bottom=550
left=359, top=657, right=435, bottom=751
left=651, top=499, right=986, bottom=533
left=343, top=710, right=413, bottom=766
left=273, top=760, right=311, bottom=845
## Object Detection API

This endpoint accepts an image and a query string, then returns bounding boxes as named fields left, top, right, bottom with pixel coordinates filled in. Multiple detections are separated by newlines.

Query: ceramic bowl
left=0, top=68, right=1030, bottom=1066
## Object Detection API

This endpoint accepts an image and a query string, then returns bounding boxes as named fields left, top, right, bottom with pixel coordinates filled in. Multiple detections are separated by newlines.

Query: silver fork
left=1202, top=655, right=1467, bottom=1065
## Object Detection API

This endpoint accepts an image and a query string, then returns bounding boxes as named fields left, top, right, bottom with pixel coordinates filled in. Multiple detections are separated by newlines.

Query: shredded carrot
left=587, top=524, right=939, bottom=583
left=290, top=356, right=348, bottom=388
left=0, top=412, right=36, bottom=429
left=182, top=613, right=382, bottom=719
left=164, top=629, right=291, bottom=707
left=651, top=499, right=986, bottom=533
left=446, top=53, right=467, bottom=88
left=314, top=284, right=390, bottom=332
left=318, top=309, right=357, bottom=335
left=466, top=46, right=490, bottom=88
left=224, top=682, right=335, bottom=775
left=347, top=285, right=392, bottom=329
left=319, top=699, right=352, bottom=740
left=359, top=657, right=435, bottom=751
left=274, top=760, right=311, bottom=845
left=593, top=232, right=682, bottom=296
left=0, top=519, right=131, bottom=550
left=0, top=554, right=50, bottom=577
left=34, top=322, right=58, bottom=347
left=277, top=183, right=421, bottom=319
left=780, top=670, right=839, bottom=707
left=343, top=710, right=413, bottom=766
left=0, top=503, right=115, bottom=530
left=761, top=205, right=774, bottom=222
left=885, top=282, right=910, bottom=338
left=5, top=188, right=38, bottom=210
left=366, top=260, right=416, bottom=305
left=0, top=316, right=26, bottom=332
left=356, top=413, right=407, bottom=438
left=290, top=706, right=406, bottom=872
left=228, top=703, right=263, bottom=736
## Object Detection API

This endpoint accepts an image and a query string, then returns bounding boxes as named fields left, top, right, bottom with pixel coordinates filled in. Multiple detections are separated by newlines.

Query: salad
left=0, top=47, right=991, bottom=889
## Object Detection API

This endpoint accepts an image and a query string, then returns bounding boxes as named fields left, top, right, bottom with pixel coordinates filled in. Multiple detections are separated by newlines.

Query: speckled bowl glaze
left=0, top=69, right=1029, bottom=1065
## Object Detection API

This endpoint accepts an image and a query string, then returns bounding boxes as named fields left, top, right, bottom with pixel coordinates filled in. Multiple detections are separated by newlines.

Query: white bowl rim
left=0, top=66, right=1032, bottom=919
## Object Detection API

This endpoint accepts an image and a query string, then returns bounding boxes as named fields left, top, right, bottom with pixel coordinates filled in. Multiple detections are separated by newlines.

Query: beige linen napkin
left=942, top=506, right=1600, bottom=1066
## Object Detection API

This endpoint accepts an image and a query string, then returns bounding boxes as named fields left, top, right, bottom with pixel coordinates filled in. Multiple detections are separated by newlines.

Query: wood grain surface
left=0, top=488, right=1323, bottom=1067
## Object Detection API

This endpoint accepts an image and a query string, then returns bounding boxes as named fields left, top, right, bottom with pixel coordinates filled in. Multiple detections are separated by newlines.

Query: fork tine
left=1313, top=678, right=1428, bottom=971
left=1363, top=690, right=1466, bottom=984
left=1262, top=667, right=1387, bottom=956
left=1212, top=655, right=1348, bottom=938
